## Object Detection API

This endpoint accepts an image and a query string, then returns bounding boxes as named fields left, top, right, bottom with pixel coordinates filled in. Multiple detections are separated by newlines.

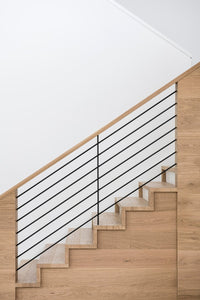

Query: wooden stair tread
left=38, top=244, right=65, bottom=265
left=162, top=166, right=177, bottom=173
left=18, top=260, right=38, bottom=283
left=92, top=212, right=121, bottom=227
left=142, top=181, right=177, bottom=191
left=66, top=228, right=93, bottom=245
left=115, top=197, right=148, bottom=208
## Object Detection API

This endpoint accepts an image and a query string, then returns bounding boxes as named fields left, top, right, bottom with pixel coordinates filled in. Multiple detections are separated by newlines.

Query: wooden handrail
left=1, top=62, right=200, bottom=199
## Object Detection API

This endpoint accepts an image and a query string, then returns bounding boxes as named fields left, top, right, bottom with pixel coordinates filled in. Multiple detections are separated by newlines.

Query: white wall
left=0, top=0, right=191, bottom=262
left=115, top=0, right=200, bottom=64
left=0, top=0, right=191, bottom=194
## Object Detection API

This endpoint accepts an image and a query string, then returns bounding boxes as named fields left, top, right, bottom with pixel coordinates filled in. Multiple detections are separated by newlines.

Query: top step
left=142, top=181, right=177, bottom=192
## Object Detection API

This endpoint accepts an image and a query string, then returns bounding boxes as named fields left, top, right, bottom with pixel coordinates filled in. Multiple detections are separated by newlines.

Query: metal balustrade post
left=97, top=135, right=100, bottom=225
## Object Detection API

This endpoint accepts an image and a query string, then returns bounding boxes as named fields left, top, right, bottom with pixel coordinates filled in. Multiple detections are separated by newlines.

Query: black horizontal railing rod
left=17, top=129, right=175, bottom=232
left=17, top=104, right=176, bottom=212
left=17, top=91, right=176, bottom=199
left=100, top=90, right=176, bottom=143
left=101, top=140, right=176, bottom=194
left=17, top=139, right=176, bottom=244
left=17, top=142, right=98, bottom=198
left=100, top=127, right=176, bottom=178
left=17, top=114, right=176, bottom=222
left=17, top=151, right=176, bottom=255
left=17, top=163, right=176, bottom=270
left=99, top=102, right=176, bottom=156
left=17, top=165, right=98, bottom=222
left=17, top=120, right=176, bottom=227
left=99, top=116, right=176, bottom=171
left=17, top=153, right=98, bottom=210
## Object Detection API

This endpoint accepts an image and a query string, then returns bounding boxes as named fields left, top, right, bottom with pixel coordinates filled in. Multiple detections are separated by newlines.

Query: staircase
left=0, top=63, right=200, bottom=300
left=16, top=167, right=177, bottom=300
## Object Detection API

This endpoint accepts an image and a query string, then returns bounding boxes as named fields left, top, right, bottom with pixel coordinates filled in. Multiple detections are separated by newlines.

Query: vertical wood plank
left=0, top=191, right=16, bottom=300
left=177, top=66, right=200, bottom=297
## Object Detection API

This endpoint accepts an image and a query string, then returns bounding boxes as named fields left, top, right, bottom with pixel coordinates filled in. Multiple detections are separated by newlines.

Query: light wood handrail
left=1, top=62, right=200, bottom=199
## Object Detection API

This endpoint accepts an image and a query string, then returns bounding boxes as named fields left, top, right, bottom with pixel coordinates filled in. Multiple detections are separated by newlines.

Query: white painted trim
left=106, top=0, right=192, bottom=61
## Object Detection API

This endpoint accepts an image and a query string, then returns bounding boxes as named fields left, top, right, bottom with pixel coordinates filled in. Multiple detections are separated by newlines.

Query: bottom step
left=17, top=244, right=66, bottom=285
left=18, top=260, right=38, bottom=284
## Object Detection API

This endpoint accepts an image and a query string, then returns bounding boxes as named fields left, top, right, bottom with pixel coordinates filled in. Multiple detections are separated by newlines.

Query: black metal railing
left=16, top=89, right=177, bottom=271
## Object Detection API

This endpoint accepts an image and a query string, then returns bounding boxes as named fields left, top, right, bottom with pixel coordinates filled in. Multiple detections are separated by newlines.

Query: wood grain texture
left=16, top=267, right=177, bottom=300
left=178, top=67, right=200, bottom=99
left=177, top=133, right=200, bottom=155
left=178, top=297, right=200, bottom=300
left=155, top=192, right=177, bottom=211
left=177, top=65, right=200, bottom=297
left=1, top=62, right=200, bottom=199
left=69, top=249, right=176, bottom=269
left=176, top=155, right=200, bottom=192
left=178, top=250, right=200, bottom=296
left=97, top=193, right=176, bottom=250
left=0, top=191, right=16, bottom=300
left=177, top=99, right=200, bottom=133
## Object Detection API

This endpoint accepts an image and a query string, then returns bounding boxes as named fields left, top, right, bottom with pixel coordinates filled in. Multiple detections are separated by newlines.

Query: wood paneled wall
left=177, top=66, right=200, bottom=298
left=0, top=191, right=16, bottom=300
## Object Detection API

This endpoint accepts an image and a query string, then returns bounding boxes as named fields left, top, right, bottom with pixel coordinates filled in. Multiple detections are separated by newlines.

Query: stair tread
left=162, top=166, right=177, bottom=173
left=115, top=197, right=148, bottom=208
left=18, top=260, right=38, bottom=283
left=143, top=181, right=176, bottom=191
left=66, top=228, right=93, bottom=245
left=39, top=244, right=65, bottom=265
left=93, top=212, right=121, bottom=227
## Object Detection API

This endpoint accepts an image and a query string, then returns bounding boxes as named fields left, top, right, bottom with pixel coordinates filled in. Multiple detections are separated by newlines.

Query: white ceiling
left=114, top=0, right=200, bottom=64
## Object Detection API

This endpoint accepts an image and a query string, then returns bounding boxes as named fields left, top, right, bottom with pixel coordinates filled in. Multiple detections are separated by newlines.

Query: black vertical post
left=97, top=135, right=100, bottom=225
